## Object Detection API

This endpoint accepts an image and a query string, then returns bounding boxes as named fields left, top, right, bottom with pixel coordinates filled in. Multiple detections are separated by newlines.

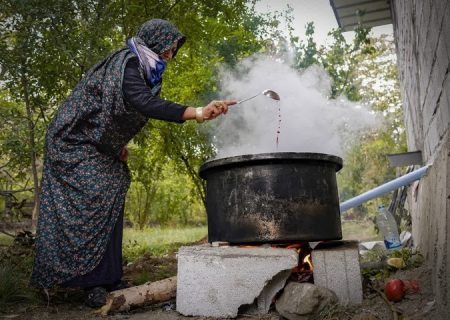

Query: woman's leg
left=62, top=210, right=124, bottom=307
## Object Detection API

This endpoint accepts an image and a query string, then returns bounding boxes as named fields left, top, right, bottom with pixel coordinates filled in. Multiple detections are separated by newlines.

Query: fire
left=303, top=254, right=313, bottom=271
left=228, top=242, right=314, bottom=282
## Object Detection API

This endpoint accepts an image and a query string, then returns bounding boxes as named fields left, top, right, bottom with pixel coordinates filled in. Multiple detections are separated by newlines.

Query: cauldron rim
left=199, top=152, right=343, bottom=179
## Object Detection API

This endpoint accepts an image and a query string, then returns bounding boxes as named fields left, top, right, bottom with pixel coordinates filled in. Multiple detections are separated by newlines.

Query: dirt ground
left=1, top=260, right=441, bottom=320
left=0, top=235, right=442, bottom=320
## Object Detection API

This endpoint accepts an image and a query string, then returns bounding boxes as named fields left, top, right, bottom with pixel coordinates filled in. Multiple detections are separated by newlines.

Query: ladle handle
left=236, top=93, right=260, bottom=105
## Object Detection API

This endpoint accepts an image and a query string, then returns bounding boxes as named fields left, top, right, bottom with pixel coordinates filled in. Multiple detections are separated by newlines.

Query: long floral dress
left=31, top=19, right=186, bottom=289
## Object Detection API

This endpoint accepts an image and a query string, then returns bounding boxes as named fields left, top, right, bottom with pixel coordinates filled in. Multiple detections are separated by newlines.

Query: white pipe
left=339, top=164, right=431, bottom=213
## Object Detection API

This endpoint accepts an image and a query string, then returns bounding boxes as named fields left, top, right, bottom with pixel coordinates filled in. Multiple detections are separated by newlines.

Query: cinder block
left=311, top=240, right=363, bottom=305
left=176, top=245, right=298, bottom=318
left=254, top=269, right=292, bottom=314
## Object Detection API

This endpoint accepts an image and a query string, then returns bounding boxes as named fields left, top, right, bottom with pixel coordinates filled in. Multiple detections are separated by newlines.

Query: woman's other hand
left=202, top=100, right=236, bottom=120
left=119, top=146, right=129, bottom=162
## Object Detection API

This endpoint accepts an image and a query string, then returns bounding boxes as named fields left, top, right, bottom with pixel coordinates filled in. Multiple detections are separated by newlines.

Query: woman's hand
left=202, top=100, right=236, bottom=120
left=119, top=146, right=129, bottom=162
left=182, top=100, right=237, bottom=123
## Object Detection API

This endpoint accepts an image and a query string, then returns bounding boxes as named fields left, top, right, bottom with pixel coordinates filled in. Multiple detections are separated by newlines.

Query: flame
left=286, top=243, right=303, bottom=249
left=303, top=254, right=313, bottom=271
left=235, top=243, right=313, bottom=275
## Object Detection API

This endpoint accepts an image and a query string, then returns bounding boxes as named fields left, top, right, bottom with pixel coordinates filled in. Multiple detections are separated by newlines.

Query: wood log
left=98, top=276, right=177, bottom=315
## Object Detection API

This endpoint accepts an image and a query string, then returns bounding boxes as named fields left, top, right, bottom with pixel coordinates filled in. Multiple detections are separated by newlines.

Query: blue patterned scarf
left=128, top=19, right=186, bottom=95
left=128, top=37, right=166, bottom=90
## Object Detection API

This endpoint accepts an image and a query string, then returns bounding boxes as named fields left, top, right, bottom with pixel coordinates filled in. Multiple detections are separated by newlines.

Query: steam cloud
left=209, top=55, right=381, bottom=159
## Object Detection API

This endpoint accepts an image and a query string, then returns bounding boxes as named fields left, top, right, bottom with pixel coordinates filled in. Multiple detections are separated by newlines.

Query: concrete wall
left=391, top=0, right=450, bottom=317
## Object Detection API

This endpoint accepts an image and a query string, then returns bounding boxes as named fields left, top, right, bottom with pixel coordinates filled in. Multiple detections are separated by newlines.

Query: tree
left=337, top=35, right=406, bottom=220
left=287, top=23, right=406, bottom=219
left=117, top=0, right=275, bottom=224
left=0, top=0, right=124, bottom=227
left=0, top=1, right=49, bottom=226
left=0, top=0, right=277, bottom=227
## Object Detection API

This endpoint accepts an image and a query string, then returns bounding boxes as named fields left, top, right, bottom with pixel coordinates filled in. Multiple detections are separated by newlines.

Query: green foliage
left=389, top=247, right=424, bottom=269
left=0, top=0, right=272, bottom=226
left=0, top=92, right=31, bottom=177
left=288, top=22, right=406, bottom=224
left=361, top=247, right=424, bottom=281
left=117, top=1, right=278, bottom=227
left=0, top=264, right=36, bottom=306
left=337, top=35, right=406, bottom=220
left=0, top=234, right=13, bottom=246
left=0, top=243, right=38, bottom=307
left=0, top=0, right=407, bottom=230
left=0, top=0, right=126, bottom=211
left=126, top=154, right=205, bottom=228
left=291, top=22, right=318, bottom=69
left=122, top=226, right=207, bottom=261
left=287, top=22, right=406, bottom=221
left=131, top=270, right=152, bottom=285
left=0, top=264, right=22, bottom=304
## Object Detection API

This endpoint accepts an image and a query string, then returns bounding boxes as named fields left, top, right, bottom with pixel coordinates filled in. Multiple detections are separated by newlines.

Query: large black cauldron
left=199, top=152, right=343, bottom=244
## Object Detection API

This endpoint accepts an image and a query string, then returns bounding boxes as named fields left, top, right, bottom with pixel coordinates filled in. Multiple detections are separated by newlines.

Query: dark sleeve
left=122, top=57, right=187, bottom=123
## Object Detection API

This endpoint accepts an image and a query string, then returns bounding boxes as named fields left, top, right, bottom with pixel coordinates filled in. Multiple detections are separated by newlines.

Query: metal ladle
left=236, top=89, right=281, bottom=105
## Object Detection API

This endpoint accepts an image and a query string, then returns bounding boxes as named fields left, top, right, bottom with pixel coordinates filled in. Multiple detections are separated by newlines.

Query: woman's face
left=160, top=41, right=178, bottom=62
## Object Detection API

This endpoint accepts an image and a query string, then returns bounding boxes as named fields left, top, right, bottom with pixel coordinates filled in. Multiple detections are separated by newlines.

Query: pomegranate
left=384, top=279, right=406, bottom=302
left=403, top=279, right=420, bottom=293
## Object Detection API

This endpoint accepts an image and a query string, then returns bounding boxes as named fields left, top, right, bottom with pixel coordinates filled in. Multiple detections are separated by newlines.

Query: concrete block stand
left=176, top=245, right=298, bottom=318
left=311, top=240, right=363, bottom=305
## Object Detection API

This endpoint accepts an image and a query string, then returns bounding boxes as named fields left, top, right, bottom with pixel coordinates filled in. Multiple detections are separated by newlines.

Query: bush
left=0, top=264, right=36, bottom=307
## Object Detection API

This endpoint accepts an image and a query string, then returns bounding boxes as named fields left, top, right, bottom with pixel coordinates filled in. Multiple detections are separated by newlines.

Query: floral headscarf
left=137, top=19, right=186, bottom=57
left=128, top=19, right=186, bottom=91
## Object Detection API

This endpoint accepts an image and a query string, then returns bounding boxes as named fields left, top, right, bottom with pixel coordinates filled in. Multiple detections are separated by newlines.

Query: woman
left=30, top=19, right=235, bottom=307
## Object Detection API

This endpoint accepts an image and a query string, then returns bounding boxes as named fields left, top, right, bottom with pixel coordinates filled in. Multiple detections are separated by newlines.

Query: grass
left=0, top=234, right=13, bottom=246
left=123, top=226, right=207, bottom=261
left=0, top=241, right=38, bottom=308
left=0, top=226, right=207, bottom=308
left=0, top=264, right=38, bottom=307
left=121, top=222, right=379, bottom=262
left=341, top=219, right=381, bottom=241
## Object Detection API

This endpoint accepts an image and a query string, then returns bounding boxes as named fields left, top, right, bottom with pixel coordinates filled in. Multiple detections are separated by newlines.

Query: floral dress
left=31, top=19, right=186, bottom=289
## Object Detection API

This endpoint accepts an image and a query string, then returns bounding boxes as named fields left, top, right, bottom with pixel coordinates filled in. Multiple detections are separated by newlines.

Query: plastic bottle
left=376, top=204, right=401, bottom=250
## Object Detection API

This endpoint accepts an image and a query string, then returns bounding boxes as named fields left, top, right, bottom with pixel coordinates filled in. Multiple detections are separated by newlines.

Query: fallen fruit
left=403, top=279, right=420, bottom=293
left=387, top=257, right=406, bottom=269
left=384, top=279, right=406, bottom=302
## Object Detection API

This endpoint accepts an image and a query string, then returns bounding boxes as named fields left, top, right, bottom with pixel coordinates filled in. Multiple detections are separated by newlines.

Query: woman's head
left=136, top=19, right=186, bottom=60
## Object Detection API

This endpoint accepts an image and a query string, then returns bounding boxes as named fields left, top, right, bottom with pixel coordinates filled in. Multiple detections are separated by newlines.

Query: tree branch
left=161, top=0, right=183, bottom=18
left=49, top=18, right=85, bottom=71
left=0, top=229, right=15, bottom=238
left=0, top=161, right=11, bottom=170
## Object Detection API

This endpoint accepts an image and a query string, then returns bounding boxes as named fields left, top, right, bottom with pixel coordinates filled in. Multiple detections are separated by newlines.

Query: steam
left=209, top=55, right=381, bottom=159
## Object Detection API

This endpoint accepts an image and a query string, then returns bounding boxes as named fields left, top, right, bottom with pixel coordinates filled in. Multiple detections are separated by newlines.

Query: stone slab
left=311, top=240, right=363, bottom=305
left=176, top=245, right=298, bottom=318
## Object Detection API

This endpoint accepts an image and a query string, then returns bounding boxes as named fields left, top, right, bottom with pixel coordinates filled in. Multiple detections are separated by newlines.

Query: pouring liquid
left=276, top=103, right=281, bottom=149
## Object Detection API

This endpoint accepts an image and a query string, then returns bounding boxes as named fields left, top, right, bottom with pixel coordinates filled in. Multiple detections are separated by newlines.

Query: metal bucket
left=199, top=152, right=343, bottom=244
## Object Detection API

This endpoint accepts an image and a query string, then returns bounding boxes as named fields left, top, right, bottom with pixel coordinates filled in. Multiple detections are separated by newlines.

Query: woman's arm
left=122, top=57, right=187, bottom=123
left=122, top=57, right=236, bottom=123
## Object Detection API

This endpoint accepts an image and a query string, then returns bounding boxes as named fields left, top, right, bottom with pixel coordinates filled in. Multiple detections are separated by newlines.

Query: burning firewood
left=98, top=276, right=177, bottom=315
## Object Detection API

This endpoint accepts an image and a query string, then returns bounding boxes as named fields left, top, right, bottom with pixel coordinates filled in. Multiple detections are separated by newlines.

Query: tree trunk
left=99, top=276, right=177, bottom=315
left=21, top=70, right=40, bottom=231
